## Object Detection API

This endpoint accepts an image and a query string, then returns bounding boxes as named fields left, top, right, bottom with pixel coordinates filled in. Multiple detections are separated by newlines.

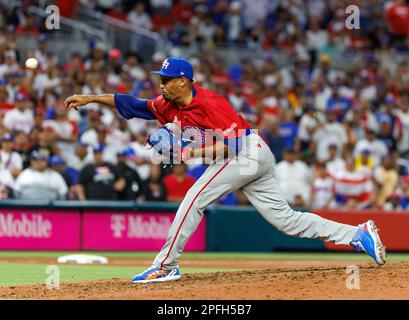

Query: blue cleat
left=350, top=220, right=386, bottom=265
left=131, top=266, right=181, bottom=283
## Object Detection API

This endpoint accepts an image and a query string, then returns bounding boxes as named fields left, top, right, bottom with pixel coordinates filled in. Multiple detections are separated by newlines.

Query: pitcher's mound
left=1, top=261, right=408, bottom=300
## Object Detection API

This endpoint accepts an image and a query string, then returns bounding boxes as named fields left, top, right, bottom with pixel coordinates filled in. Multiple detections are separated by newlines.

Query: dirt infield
left=1, top=257, right=408, bottom=300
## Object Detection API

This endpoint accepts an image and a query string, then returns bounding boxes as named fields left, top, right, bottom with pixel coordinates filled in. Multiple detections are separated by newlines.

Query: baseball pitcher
left=65, top=57, right=386, bottom=284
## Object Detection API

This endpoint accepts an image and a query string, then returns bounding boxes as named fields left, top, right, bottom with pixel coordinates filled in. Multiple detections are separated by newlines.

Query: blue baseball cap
left=15, top=92, right=28, bottom=101
left=93, top=145, right=105, bottom=153
left=384, top=95, right=394, bottom=105
left=361, top=149, right=371, bottom=155
left=31, top=150, right=49, bottom=161
left=1, top=133, right=14, bottom=142
left=377, top=112, right=392, bottom=124
left=117, top=147, right=135, bottom=158
left=75, top=142, right=88, bottom=149
left=50, top=155, right=64, bottom=166
left=151, top=57, right=194, bottom=80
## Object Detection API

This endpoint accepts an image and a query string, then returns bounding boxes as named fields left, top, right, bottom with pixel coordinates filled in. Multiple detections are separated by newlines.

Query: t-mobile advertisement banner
left=83, top=212, right=207, bottom=251
left=0, top=209, right=81, bottom=250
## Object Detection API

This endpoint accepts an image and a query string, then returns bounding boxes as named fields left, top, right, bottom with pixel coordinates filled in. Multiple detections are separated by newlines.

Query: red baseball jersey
left=147, top=85, right=251, bottom=134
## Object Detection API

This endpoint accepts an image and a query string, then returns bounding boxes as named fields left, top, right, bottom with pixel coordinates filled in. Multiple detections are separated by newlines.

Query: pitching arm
left=64, top=94, right=156, bottom=120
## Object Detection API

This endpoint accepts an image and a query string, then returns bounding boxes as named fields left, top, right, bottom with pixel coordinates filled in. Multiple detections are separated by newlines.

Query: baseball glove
left=145, top=123, right=196, bottom=164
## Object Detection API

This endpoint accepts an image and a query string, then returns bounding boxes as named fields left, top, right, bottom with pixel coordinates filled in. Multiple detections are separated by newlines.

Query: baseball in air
left=25, top=58, right=38, bottom=69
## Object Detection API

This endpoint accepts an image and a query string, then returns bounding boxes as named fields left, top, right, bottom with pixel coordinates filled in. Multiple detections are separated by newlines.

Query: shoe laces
left=147, top=269, right=166, bottom=279
left=350, top=240, right=364, bottom=252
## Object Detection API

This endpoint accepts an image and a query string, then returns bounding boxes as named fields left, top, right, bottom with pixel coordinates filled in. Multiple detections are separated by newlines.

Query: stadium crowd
left=0, top=0, right=408, bottom=211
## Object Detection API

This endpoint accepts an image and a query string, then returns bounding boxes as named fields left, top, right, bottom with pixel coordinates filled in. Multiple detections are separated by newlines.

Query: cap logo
left=162, top=59, right=169, bottom=70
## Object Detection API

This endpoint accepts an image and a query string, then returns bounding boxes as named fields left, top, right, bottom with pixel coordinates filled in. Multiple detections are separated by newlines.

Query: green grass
left=0, top=251, right=408, bottom=287
left=0, top=263, right=237, bottom=287
left=1, top=250, right=409, bottom=260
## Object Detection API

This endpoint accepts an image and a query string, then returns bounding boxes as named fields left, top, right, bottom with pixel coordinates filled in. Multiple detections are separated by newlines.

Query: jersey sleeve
left=114, top=94, right=156, bottom=120
left=146, top=96, right=169, bottom=125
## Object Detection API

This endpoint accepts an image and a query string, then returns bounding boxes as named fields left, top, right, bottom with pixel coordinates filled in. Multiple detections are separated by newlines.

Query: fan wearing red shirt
left=385, top=0, right=409, bottom=37
left=163, top=164, right=196, bottom=202
left=65, top=57, right=387, bottom=283
left=172, top=0, right=195, bottom=25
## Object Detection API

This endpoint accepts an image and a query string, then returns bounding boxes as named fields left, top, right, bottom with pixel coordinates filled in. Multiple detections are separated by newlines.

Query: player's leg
left=241, top=164, right=357, bottom=245
left=153, top=159, right=256, bottom=269
left=132, top=158, right=257, bottom=283
left=241, top=135, right=386, bottom=264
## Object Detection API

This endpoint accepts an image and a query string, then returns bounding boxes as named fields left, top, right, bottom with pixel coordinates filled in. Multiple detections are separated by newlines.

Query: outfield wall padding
left=0, top=200, right=408, bottom=251
left=317, top=210, right=409, bottom=251
left=205, top=206, right=325, bottom=252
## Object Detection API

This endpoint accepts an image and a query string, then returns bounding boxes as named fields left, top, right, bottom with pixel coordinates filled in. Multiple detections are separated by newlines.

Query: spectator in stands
left=84, top=43, right=107, bottom=73
left=95, top=0, right=118, bottom=14
left=122, top=52, right=145, bottom=81
left=14, top=151, right=68, bottom=200
left=0, top=159, right=15, bottom=197
left=225, top=1, right=243, bottom=43
left=373, top=154, right=399, bottom=208
left=311, top=110, right=348, bottom=162
left=3, top=92, right=34, bottom=134
left=295, top=104, right=321, bottom=159
left=279, top=109, right=298, bottom=149
left=16, top=15, right=39, bottom=36
left=332, top=156, right=374, bottom=209
left=385, top=0, right=409, bottom=43
left=65, top=142, right=92, bottom=172
left=172, top=0, right=194, bottom=26
left=163, top=164, right=196, bottom=203
left=107, top=4, right=127, bottom=21
left=42, top=103, right=78, bottom=161
left=57, top=0, right=79, bottom=18
left=0, top=0, right=408, bottom=211
left=32, top=66, right=62, bottom=98
left=397, top=175, right=409, bottom=210
left=152, top=6, right=174, bottom=35
left=127, top=2, right=152, bottom=30
left=0, top=132, right=22, bottom=180
left=34, top=34, right=49, bottom=70
left=81, top=123, right=116, bottom=163
left=354, top=149, right=375, bottom=177
left=376, top=96, right=403, bottom=151
left=325, top=143, right=346, bottom=177
left=396, top=94, right=409, bottom=159
left=326, top=87, right=352, bottom=122
left=106, top=118, right=132, bottom=156
left=241, top=0, right=271, bottom=32
left=310, top=161, right=334, bottom=210
left=115, top=148, right=144, bottom=200
left=77, top=145, right=125, bottom=200
left=49, top=155, right=78, bottom=199
left=354, top=128, right=388, bottom=167
left=0, top=86, right=13, bottom=117
left=13, top=130, right=29, bottom=166
left=260, top=117, right=286, bottom=163
left=80, top=108, right=104, bottom=145
left=142, top=163, right=167, bottom=202
left=0, top=50, right=20, bottom=78
left=276, top=148, right=312, bottom=205
left=26, top=127, right=60, bottom=163
left=383, top=192, right=403, bottom=211
left=128, top=131, right=158, bottom=180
